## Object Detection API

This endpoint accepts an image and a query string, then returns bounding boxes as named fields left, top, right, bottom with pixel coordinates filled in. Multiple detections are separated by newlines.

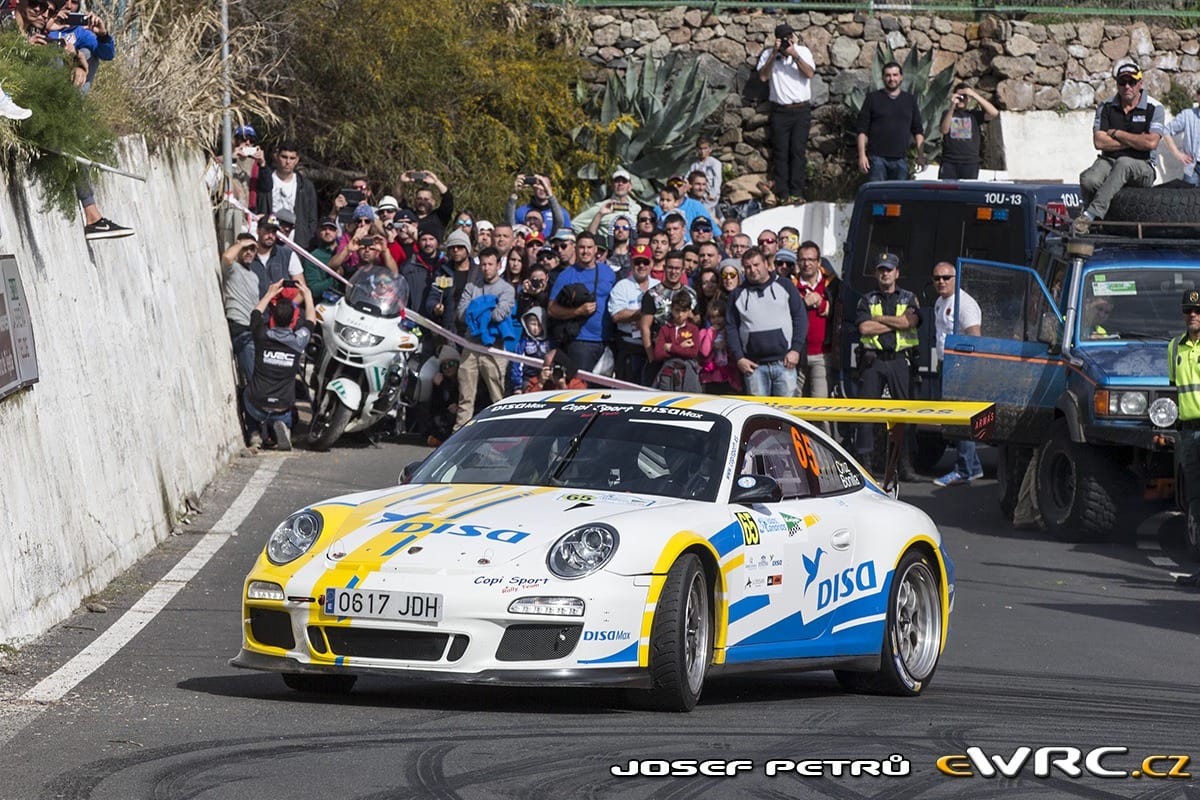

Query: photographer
left=244, top=279, right=317, bottom=451
left=221, top=233, right=262, bottom=382
left=756, top=22, right=816, bottom=205
left=398, top=169, right=454, bottom=241
left=939, top=84, right=999, bottom=180
left=47, top=1, right=113, bottom=92
left=506, top=174, right=570, bottom=237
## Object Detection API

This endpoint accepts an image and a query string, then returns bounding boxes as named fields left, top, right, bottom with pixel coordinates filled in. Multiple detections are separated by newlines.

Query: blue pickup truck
left=941, top=222, right=1194, bottom=544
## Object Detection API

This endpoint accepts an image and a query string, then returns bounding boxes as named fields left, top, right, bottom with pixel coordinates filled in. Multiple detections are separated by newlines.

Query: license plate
left=323, top=588, right=443, bottom=622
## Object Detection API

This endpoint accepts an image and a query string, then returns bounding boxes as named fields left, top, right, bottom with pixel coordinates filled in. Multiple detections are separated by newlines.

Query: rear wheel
left=281, top=673, right=357, bottom=694
left=1036, top=420, right=1123, bottom=541
left=644, top=554, right=712, bottom=712
left=835, top=549, right=942, bottom=695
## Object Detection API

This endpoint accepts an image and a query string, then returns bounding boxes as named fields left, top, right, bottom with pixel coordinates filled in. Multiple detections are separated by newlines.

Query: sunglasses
left=933, top=275, right=955, bottom=281
left=633, top=259, right=651, bottom=266
left=721, top=272, right=739, bottom=280
left=456, top=219, right=473, bottom=226
left=1185, top=308, right=1200, bottom=315
left=442, top=361, right=459, bottom=368
left=555, top=242, right=572, bottom=248
left=613, top=177, right=631, bottom=183
left=758, top=238, right=776, bottom=245
left=638, top=216, right=654, bottom=222
left=1116, top=77, right=1139, bottom=86
left=613, top=224, right=631, bottom=231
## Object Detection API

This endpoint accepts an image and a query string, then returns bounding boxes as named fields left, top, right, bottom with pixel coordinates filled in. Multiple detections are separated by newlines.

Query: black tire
left=997, top=444, right=1033, bottom=521
left=1106, top=187, right=1200, bottom=238
left=306, top=393, right=354, bottom=452
left=643, top=554, right=712, bottom=712
left=911, top=432, right=947, bottom=475
left=835, top=549, right=942, bottom=696
left=1036, top=419, right=1123, bottom=541
left=281, top=672, right=357, bottom=694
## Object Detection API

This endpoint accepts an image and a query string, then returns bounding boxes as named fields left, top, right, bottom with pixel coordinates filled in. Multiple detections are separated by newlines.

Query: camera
left=523, top=174, right=538, bottom=186
left=65, top=12, right=88, bottom=26
left=410, top=171, right=427, bottom=181
left=282, top=279, right=298, bottom=288
left=385, top=221, right=397, bottom=231
left=552, top=365, right=565, bottom=382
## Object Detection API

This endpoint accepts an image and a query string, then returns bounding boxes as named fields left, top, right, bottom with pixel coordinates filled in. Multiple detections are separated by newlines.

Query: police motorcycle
left=306, top=265, right=420, bottom=450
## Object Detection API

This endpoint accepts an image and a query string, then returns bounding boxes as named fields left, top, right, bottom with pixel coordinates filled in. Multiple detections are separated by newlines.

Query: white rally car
left=232, top=390, right=956, bottom=711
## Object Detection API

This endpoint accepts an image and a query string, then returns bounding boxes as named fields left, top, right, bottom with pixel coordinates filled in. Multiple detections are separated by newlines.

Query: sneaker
left=0, top=92, right=31, bottom=121
left=273, top=420, right=292, bottom=452
left=83, top=218, right=134, bottom=240
left=1071, top=215, right=1091, bottom=236
left=933, top=471, right=967, bottom=487
left=248, top=430, right=263, bottom=449
left=967, top=469, right=985, bottom=482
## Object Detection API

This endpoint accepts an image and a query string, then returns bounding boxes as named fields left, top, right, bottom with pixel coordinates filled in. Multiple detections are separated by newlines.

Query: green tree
left=281, top=0, right=588, bottom=222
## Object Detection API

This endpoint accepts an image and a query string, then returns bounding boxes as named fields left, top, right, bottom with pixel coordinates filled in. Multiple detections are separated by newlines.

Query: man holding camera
left=506, top=174, right=570, bottom=236
left=399, top=170, right=454, bottom=241
left=939, top=84, right=999, bottom=180
left=244, top=279, right=317, bottom=451
left=757, top=22, right=816, bottom=206
left=573, top=168, right=643, bottom=239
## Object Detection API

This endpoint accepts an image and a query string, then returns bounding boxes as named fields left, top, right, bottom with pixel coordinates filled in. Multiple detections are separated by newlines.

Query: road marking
left=20, top=460, right=282, bottom=704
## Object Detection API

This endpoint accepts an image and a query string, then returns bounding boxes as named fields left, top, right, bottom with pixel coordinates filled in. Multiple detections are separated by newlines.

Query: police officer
left=855, top=253, right=921, bottom=480
left=1172, top=289, right=1200, bottom=586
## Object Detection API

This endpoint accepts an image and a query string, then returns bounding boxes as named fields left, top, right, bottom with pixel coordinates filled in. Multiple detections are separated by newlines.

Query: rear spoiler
left=733, top=397, right=997, bottom=493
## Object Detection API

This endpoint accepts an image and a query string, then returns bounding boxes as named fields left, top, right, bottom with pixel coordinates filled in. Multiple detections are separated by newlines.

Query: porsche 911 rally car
left=232, top=390, right=963, bottom=711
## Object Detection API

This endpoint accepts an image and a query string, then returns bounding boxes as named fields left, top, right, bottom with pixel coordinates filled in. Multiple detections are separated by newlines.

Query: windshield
left=345, top=265, right=408, bottom=318
left=1077, top=268, right=1199, bottom=343
left=409, top=401, right=732, bottom=502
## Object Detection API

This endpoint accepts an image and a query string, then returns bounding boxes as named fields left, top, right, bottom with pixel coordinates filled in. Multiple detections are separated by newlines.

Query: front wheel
left=306, top=392, right=354, bottom=452
left=836, top=549, right=943, bottom=696
left=644, top=554, right=712, bottom=712
left=1036, top=420, right=1122, bottom=541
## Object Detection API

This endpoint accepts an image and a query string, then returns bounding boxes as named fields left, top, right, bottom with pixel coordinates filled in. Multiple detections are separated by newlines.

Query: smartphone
left=612, top=201, right=629, bottom=212
left=65, top=12, right=88, bottom=26
left=339, top=188, right=365, bottom=205
left=410, top=171, right=427, bottom=181
left=282, top=279, right=298, bottom=288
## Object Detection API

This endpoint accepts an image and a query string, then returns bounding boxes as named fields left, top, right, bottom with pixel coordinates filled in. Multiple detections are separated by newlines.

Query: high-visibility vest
left=861, top=289, right=919, bottom=352
left=1169, top=333, right=1200, bottom=422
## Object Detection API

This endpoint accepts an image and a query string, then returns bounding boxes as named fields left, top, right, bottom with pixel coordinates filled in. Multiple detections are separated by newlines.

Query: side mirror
left=729, top=474, right=783, bottom=505
left=399, top=459, right=425, bottom=485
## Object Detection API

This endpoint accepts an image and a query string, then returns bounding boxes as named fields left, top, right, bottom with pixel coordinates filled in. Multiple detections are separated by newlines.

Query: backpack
left=652, top=358, right=702, bottom=392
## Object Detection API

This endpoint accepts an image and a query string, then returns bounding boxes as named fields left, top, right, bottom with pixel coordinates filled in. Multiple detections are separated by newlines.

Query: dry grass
left=95, top=0, right=285, bottom=149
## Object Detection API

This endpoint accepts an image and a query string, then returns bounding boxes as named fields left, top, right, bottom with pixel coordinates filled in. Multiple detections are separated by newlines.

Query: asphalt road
left=1, top=441, right=1198, bottom=800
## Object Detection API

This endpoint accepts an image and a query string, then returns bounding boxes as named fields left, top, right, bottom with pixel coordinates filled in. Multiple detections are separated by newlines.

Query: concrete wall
left=0, top=139, right=242, bottom=645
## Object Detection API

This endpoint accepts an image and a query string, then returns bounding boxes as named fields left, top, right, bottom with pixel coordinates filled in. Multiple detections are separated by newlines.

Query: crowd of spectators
left=217, top=132, right=844, bottom=449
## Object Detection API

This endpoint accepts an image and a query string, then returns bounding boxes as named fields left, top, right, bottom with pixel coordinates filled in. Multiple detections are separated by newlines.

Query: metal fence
left=539, top=0, right=1200, bottom=21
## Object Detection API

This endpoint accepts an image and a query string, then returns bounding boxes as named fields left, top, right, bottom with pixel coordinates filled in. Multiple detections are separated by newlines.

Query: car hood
left=313, top=483, right=685, bottom=571
left=1078, top=341, right=1169, bottom=384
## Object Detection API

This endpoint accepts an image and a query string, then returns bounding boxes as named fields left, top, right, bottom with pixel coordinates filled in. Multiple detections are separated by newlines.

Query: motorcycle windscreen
left=345, top=265, right=408, bottom=318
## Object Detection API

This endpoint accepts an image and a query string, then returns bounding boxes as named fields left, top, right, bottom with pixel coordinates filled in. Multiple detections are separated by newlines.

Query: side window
left=809, top=436, right=864, bottom=496
left=738, top=420, right=811, bottom=500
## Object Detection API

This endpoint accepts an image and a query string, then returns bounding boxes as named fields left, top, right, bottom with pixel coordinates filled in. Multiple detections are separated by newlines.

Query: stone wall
left=578, top=9, right=1199, bottom=197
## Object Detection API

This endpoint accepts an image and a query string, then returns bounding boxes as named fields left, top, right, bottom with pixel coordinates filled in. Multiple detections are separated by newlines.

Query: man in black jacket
left=856, top=62, right=925, bottom=182
left=255, top=141, right=319, bottom=249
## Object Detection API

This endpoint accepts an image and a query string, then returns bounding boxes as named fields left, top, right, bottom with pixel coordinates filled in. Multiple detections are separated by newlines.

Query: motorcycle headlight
left=1150, top=397, right=1179, bottom=428
left=335, top=322, right=384, bottom=348
left=266, top=510, right=324, bottom=565
left=547, top=524, right=619, bottom=579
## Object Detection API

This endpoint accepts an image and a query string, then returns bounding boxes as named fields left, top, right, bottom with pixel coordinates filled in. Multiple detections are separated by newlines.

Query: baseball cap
left=318, top=218, right=339, bottom=230
left=257, top=214, right=279, bottom=229
left=537, top=245, right=556, bottom=258
left=551, top=228, right=577, bottom=242
left=612, top=168, right=633, bottom=182
left=526, top=232, right=545, bottom=247
left=353, top=205, right=376, bottom=221
left=395, top=208, right=418, bottom=222
left=775, top=23, right=795, bottom=40
left=1183, top=289, right=1200, bottom=310
left=667, top=174, right=686, bottom=187
left=513, top=224, right=531, bottom=239
left=475, top=219, right=495, bottom=232
left=1115, top=63, right=1142, bottom=81
left=631, top=244, right=653, bottom=263
left=776, top=248, right=797, bottom=264
left=875, top=253, right=900, bottom=271
left=377, top=195, right=400, bottom=211
left=690, top=216, right=713, bottom=231
left=234, top=125, right=257, bottom=140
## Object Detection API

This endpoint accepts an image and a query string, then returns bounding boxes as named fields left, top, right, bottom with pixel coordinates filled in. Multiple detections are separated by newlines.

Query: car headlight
left=1096, top=389, right=1149, bottom=417
left=547, top=524, right=619, bottom=579
left=266, top=510, right=324, bottom=565
left=1150, top=397, right=1179, bottom=428
left=1117, top=392, right=1147, bottom=416
left=335, top=322, right=384, bottom=348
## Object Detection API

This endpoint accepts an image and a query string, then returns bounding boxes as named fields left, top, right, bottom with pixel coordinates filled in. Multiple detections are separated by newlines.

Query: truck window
left=846, top=201, right=1031, bottom=295
left=959, top=262, right=1058, bottom=344
left=1079, top=268, right=1200, bottom=343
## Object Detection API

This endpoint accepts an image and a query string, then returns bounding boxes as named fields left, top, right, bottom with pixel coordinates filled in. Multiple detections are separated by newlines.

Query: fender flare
left=1055, top=391, right=1085, bottom=443
left=325, top=377, right=363, bottom=412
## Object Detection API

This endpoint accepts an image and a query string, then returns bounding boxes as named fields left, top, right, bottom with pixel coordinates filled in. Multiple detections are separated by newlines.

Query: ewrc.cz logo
left=937, top=747, right=1191, bottom=779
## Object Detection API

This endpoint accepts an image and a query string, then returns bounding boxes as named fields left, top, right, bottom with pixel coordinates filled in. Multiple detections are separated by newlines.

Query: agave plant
left=571, top=52, right=725, bottom=203
left=843, top=43, right=956, bottom=164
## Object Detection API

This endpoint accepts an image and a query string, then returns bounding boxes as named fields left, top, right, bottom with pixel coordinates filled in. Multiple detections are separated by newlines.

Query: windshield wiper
left=547, top=413, right=600, bottom=485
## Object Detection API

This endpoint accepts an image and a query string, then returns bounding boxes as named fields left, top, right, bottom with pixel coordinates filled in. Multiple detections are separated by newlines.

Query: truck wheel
left=997, top=445, right=1033, bottom=521
left=912, top=432, right=947, bottom=475
left=1036, top=420, right=1123, bottom=541
left=1107, top=187, right=1200, bottom=237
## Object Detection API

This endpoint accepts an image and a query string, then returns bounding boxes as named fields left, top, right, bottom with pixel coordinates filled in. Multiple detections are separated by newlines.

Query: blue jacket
left=465, top=295, right=520, bottom=351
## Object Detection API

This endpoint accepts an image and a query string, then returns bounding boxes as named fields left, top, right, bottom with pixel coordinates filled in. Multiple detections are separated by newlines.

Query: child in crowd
left=698, top=301, right=742, bottom=394
left=509, top=307, right=551, bottom=393
left=652, top=292, right=702, bottom=391
left=425, top=346, right=460, bottom=447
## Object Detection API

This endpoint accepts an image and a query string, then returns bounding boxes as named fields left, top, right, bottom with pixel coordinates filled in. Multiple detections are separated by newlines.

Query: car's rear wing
left=735, top=397, right=997, bottom=493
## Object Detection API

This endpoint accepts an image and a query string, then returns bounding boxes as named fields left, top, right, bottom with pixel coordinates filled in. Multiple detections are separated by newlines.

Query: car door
left=942, top=257, right=1067, bottom=444
left=724, top=416, right=857, bottom=657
